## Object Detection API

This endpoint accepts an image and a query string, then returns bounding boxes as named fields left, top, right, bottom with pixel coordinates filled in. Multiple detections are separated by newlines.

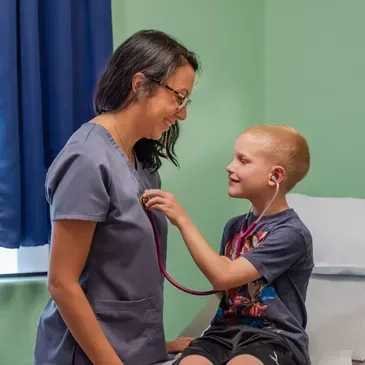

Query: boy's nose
left=226, top=162, right=234, bottom=173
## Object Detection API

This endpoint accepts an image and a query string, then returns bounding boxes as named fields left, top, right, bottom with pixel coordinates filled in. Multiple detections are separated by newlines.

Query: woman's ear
left=131, top=72, right=147, bottom=95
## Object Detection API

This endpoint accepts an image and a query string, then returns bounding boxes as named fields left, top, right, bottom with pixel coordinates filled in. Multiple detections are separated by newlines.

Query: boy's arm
left=143, top=189, right=307, bottom=290
left=178, top=217, right=307, bottom=290
left=142, top=189, right=258, bottom=289
left=177, top=216, right=262, bottom=290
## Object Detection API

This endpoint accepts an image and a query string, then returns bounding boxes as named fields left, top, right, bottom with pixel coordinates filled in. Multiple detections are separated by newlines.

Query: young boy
left=143, top=125, right=314, bottom=365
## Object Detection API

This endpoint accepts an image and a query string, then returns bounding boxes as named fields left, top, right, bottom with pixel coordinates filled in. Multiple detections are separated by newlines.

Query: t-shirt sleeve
left=45, top=143, right=110, bottom=222
left=243, top=227, right=307, bottom=284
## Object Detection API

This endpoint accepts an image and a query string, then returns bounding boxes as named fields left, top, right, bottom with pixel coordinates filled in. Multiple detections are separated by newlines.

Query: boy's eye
left=241, top=159, right=249, bottom=164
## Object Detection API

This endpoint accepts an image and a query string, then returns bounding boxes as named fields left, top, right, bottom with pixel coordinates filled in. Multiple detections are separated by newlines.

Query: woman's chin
left=146, top=129, right=163, bottom=141
left=150, top=126, right=170, bottom=141
left=150, top=132, right=164, bottom=141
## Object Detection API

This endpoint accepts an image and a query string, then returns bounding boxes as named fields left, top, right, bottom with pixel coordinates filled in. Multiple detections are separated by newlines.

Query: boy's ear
left=269, top=166, right=286, bottom=185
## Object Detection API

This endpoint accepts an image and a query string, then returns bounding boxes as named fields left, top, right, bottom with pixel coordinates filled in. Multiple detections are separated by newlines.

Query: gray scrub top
left=34, top=123, right=169, bottom=365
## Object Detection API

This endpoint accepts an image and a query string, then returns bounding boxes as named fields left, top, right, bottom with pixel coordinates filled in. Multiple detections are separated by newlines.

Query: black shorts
left=173, top=325, right=308, bottom=365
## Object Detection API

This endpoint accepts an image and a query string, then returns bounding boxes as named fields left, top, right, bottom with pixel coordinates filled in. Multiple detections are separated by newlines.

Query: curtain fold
left=0, top=0, right=113, bottom=248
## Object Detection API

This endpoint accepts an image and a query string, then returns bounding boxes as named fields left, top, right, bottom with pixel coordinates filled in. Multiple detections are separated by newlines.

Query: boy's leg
left=172, top=338, right=225, bottom=365
left=230, top=327, right=307, bottom=365
left=179, top=355, right=214, bottom=365
left=227, top=349, right=289, bottom=365
left=227, top=355, right=264, bottom=365
left=172, top=325, right=238, bottom=365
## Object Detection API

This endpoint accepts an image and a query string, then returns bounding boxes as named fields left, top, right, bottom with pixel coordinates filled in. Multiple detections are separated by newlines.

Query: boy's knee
left=227, top=354, right=264, bottom=365
left=179, top=354, right=214, bottom=365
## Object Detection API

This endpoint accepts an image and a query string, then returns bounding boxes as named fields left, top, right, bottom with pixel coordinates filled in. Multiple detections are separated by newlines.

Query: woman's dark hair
left=94, top=29, right=200, bottom=172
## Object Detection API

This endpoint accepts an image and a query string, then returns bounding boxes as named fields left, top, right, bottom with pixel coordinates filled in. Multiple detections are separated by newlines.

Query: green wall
left=0, top=278, right=48, bottom=365
left=112, top=0, right=365, bottom=340
left=111, top=0, right=265, bottom=340
left=264, top=0, right=365, bottom=198
left=3, top=2, right=365, bottom=364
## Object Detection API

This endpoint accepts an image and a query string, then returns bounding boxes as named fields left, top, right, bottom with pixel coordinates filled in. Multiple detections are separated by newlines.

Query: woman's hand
left=143, top=189, right=189, bottom=227
left=166, top=337, right=194, bottom=354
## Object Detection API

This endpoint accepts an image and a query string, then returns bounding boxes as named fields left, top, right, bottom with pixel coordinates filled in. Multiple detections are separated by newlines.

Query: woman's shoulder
left=54, top=123, right=112, bottom=165
left=65, top=122, right=109, bottom=151
left=45, top=123, right=112, bottom=220
left=46, top=123, right=112, bottom=188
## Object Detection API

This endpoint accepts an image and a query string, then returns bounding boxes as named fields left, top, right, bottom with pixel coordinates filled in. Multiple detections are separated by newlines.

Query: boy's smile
left=226, top=133, right=274, bottom=200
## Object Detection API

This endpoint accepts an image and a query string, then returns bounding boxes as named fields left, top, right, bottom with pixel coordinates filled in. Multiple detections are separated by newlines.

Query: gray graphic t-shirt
left=211, top=209, right=314, bottom=361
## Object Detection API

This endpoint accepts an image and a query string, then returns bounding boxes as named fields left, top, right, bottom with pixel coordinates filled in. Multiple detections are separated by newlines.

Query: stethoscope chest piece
left=141, top=196, right=149, bottom=209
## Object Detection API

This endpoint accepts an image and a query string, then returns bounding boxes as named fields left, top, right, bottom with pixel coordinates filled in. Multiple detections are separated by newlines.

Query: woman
left=34, top=29, right=200, bottom=365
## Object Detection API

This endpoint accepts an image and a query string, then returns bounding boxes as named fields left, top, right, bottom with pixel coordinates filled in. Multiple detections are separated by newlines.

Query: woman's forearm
left=49, top=282, right=123, bottom=365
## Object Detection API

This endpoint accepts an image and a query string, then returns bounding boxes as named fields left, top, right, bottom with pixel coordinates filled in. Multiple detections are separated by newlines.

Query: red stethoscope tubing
left=146, top=208, right=219, bottom=296
left=145, top=210, right=255, bottom=296
left=144, top=180, right=279, bottom=296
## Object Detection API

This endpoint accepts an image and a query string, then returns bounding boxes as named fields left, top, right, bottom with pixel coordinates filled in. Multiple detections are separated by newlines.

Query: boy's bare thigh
left=173, top=325, right=307, bottom=365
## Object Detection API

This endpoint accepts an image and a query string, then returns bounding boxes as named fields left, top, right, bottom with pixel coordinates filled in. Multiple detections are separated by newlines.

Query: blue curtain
left=0, top=0, right=113, bottom=248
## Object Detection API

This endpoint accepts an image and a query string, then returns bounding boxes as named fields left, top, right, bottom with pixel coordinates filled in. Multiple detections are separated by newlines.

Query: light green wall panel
left=111, top=0, right=265, bottom=339
left=264, top=0, right=365, bottom=197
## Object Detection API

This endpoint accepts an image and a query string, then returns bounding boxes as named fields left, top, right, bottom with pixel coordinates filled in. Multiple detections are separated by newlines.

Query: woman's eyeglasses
left=149, top=77, right=191, bottom=110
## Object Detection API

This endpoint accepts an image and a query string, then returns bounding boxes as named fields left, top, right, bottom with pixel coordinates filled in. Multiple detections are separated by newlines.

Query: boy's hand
left=166, top=337, right=194, bottom=354
left=143, top=189, right=189, bottom=227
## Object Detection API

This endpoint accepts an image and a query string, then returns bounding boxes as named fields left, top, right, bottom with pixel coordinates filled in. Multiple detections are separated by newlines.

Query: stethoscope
left=142, top=175, right=280, bottom=296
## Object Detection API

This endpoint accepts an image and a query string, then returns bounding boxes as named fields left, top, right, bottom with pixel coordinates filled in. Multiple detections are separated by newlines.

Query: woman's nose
left=175, top=107, right=187, bottom=121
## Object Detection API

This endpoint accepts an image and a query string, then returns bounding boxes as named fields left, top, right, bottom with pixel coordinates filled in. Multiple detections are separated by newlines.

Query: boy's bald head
left=242, top=125, right=310, bottom=191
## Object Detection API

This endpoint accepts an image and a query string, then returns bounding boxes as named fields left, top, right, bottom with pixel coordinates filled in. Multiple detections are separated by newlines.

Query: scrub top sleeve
left=45, top=143, right=110, bottom=222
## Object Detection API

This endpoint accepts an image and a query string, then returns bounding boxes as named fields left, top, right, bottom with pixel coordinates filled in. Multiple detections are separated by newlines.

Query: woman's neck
left=94, top=108, right=144, bottom=155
